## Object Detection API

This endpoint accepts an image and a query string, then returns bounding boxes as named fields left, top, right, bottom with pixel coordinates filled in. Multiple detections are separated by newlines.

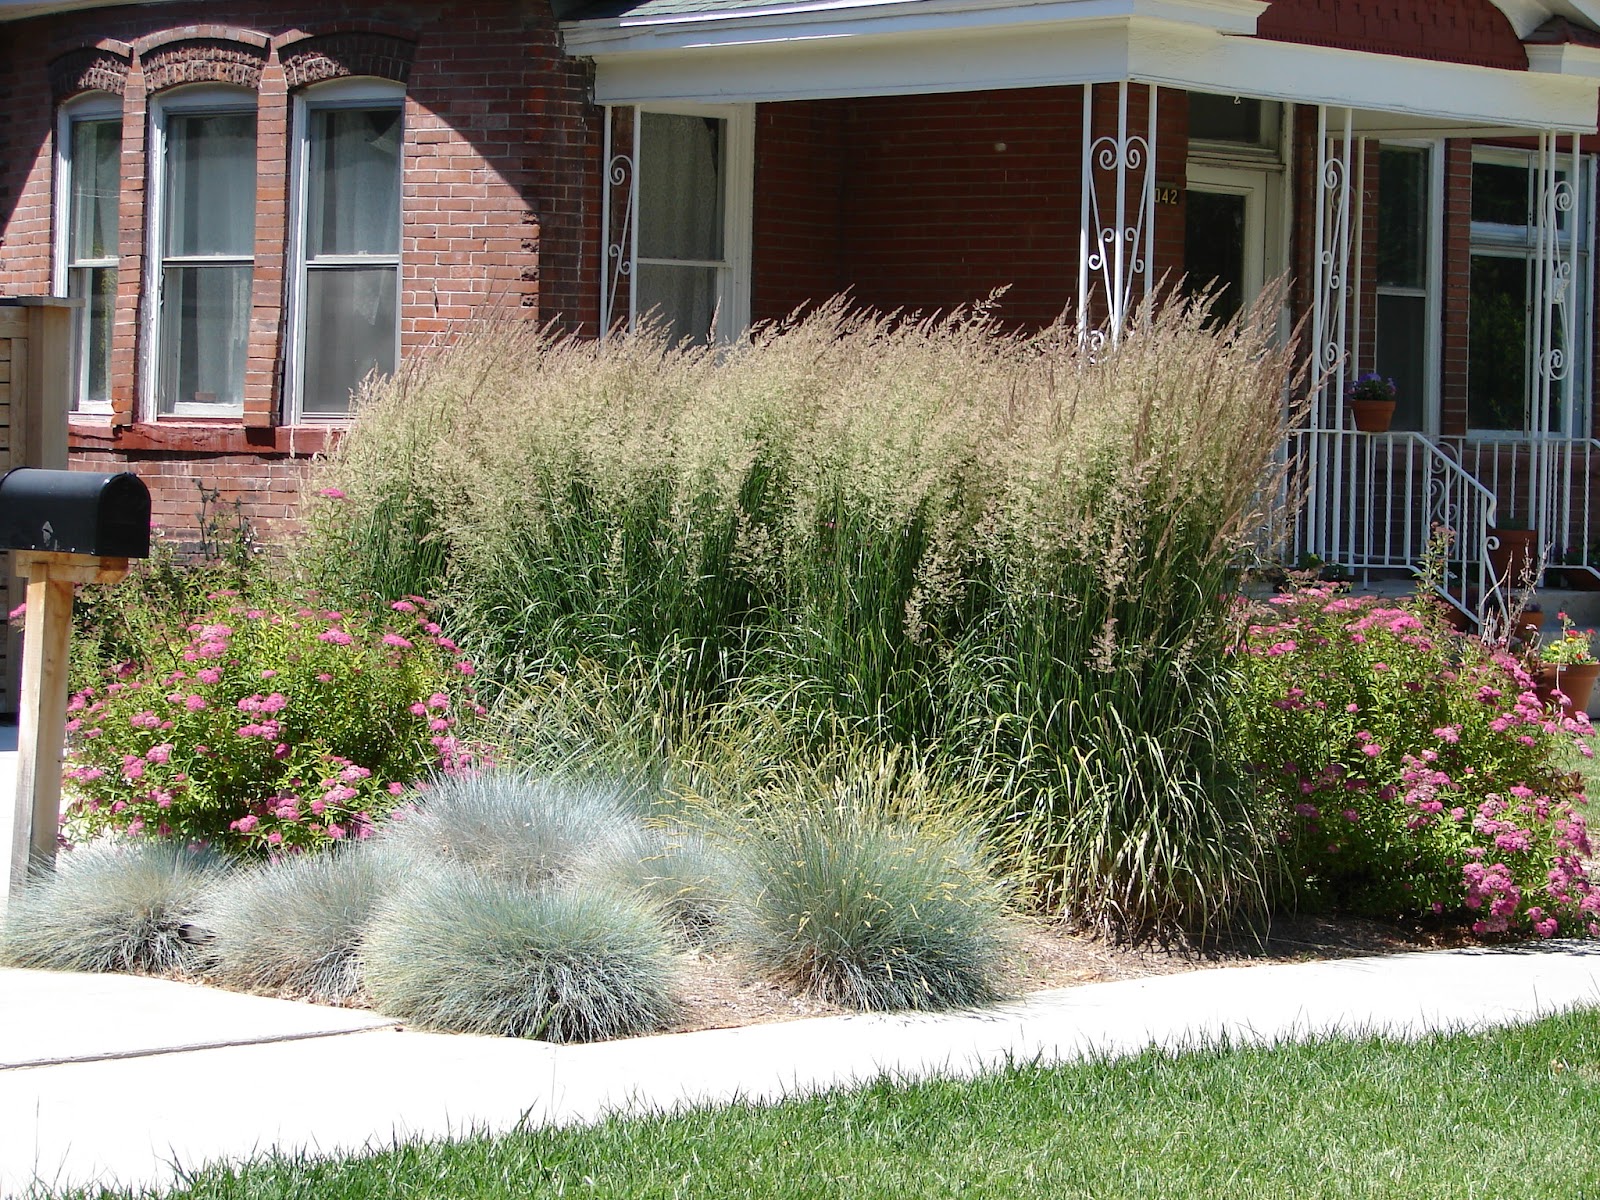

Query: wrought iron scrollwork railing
left=1291, top=428, right=1497, bottom=618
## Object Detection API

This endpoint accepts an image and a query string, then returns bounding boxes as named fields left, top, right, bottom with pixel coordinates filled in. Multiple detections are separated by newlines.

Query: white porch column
left=1306, top=106, right=1355, bottom=564
left=599, top=105, right=640, bottom=341
left=1078, top=82, right=1158, bottom=348
left=1528, top=129, right=1582, bottom=560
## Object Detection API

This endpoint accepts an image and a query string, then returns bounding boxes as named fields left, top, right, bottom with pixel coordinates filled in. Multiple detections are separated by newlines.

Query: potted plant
left=1487, top=514, right=1540, bottom=591
left=1534, top=612, right=1600, bottom=712
left=1347, top=373, right=1397, bottom=433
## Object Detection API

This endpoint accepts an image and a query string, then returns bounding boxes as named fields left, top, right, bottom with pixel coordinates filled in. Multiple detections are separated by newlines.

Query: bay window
left=290, top=81, right=402, bottom=418
left=148, top=88, right=258, bottom=416
left=55, top=97, right=122, bottom=413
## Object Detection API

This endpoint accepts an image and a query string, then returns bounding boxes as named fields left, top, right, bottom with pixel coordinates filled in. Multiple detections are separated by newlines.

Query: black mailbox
left=0, top=468, right=151, bottom=558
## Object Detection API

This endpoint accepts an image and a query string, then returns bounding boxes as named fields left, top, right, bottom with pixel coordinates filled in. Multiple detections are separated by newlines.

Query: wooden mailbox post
left=1, top=469, right=150, bottom=911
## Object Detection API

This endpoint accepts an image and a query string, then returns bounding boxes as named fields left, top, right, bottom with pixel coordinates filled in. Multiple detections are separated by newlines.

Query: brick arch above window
left=279, top=33, right=418, bottom=90
left=139, top=36, right=271, bottom=94
left=48, top=45, right=132, bottom=103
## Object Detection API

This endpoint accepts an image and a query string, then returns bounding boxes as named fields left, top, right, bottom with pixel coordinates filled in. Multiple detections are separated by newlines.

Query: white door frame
left=1183, top=161, right=1281, bottom=315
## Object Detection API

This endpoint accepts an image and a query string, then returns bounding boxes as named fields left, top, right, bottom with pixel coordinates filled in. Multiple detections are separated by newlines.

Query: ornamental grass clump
left=61, top=595, right=485, bottom=854
left=361, top=865, right=677, bottom=1042
left=734, top=808, right=1011, bottom=1012
left=0, top=842, right=224, bottom=975
left=196, top=843, right=410, bottom=1003
left=377, top=768, right=647, bottom=889
left=727, top=751, right=1013, bottom=1010
left=1229, top=585, right=1597, bottom=936
left=577, top=824, right=739, bottom=946
left=302, top=290, right=1296, bottom=941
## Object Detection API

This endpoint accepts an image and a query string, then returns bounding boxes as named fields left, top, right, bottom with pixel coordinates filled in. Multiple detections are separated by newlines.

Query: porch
left=565, top=0, right=1600, bottom=623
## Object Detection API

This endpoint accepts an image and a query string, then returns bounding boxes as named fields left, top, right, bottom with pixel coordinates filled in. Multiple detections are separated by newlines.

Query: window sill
left=69, top=420, right=339, bottom=457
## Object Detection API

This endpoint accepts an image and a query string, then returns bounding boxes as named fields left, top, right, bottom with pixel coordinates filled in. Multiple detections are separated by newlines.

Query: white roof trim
left=587, top=13, right=1600, bottom=133
left=1527, top=40, right=1600, bottom=79
left=564, top=0, right=1265, bottom=54
left=1493, top=0, right=1600, bottom=38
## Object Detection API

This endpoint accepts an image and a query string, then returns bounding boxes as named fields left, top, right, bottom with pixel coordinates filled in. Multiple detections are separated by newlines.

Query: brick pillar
left=245, top=49, right=288, bottom=428
left=109, top=56, right=147, bottom=428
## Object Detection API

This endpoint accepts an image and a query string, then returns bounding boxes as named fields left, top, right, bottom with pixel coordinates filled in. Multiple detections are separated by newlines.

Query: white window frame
left=53, top=93, right=123, bottom=416
left=1467, top=145, right=1593, bottom=439
left=142, top=84, right=258, bottom=420
left=285, top=77, right=404, bottom=423
left=1374, top=138, right=1445, bottom=438
left=630, top=102, right=754, bottom=343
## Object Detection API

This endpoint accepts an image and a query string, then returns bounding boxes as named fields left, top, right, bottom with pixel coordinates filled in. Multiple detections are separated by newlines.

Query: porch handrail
left=1438, top=434, right=1600, bottom=588
left=1292, top=427, right=1496, bottom=618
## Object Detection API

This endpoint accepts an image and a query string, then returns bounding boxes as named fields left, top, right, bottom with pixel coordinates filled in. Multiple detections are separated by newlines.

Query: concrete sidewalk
left=3, top=942, right=1600, bottom=1196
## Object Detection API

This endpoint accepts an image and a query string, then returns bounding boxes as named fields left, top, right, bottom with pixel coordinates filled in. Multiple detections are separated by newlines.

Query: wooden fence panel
left=0, top=299, right=74, bottom=717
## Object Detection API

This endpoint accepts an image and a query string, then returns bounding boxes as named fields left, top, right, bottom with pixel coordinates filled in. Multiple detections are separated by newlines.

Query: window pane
left=1375, top=293, right=1426, bottom=432
left=635, top=263, right=717, bottom=346
left=1472, top=161, right=1529, bottom=226
left=1188, top=94, right=1264, bottom=145
left=307, top=107, right=401, bottom=257
left=165, top=110, right=256, bottom=257
left=639, top=112, right=724, bottom=261
left=70, top=118, right=121, bottom=261
left=302, top=266, right=397, bottom=415
left=68, top=265, right=116, bottom=407
left=1183, top=190, right=1246, bottom=327
left=158, top=264, right=250, bottom=410
left=1468, top=254, right=1528, bottom=431
left=1378, top=147, right=1427, bottom=289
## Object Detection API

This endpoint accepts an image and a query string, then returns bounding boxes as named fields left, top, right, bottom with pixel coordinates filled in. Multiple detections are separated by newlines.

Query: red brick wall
left=0, top=0, right=599, bottom=544
left=1257, top=0, right=1528, bottom=70
left=753, top=85, right=1186, bottom=332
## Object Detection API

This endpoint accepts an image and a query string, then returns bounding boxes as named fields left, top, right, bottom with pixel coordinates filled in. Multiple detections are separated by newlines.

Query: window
left=1468, top=149, right=1590, bottom=434
left=1187, top=94, right=1281, bottom=154
left=147, top=87, right=258, bottom=416
left=1374, top=144, right=1440, bottom=434
left=289, top=81, right=402, bottom=418
left=625, top=106, right=753, bottom=345
left=55, top=97, right=122, bottom=413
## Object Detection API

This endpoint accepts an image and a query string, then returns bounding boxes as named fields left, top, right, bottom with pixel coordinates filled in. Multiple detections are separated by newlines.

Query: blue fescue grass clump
left=376, top=769, right=646, bottom=889
left=196, top=843, right=408, bottom=1003
left=734, top=799, right=1012, bottom=1012
left=577, top=824, right=740, bottom=946
left=0, top=842, right=225, bottom=975
left=361, top=865, right=678, bottom=1042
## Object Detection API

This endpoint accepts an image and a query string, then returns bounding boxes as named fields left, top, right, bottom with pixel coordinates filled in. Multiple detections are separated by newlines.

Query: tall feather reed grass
left=302, top=292, right=1298, bottom=941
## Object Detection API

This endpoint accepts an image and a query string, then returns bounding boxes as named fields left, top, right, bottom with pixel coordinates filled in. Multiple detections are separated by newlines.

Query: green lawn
left=59, top=1009, right=1600, bottom=1200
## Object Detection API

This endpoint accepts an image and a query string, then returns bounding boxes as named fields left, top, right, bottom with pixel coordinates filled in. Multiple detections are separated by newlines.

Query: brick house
left=3, top=0, right=1600, bottom=610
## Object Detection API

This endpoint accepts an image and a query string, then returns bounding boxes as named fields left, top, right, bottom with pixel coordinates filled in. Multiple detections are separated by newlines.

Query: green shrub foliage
left=1229, top=586, right=1597, bottom=935
left=1, top=842, right=225, bottom=975
left=362, top=866, right=677, bottom=1042
left=303, top=295, right=1296, bottom=940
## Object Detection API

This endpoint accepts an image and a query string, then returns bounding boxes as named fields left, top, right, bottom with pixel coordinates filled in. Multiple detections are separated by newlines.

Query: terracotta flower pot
left=1514, top=610, right=1544, bottom=642
left=1350, top=398, right=1396, bottom=434
left=1535, top=661, right=1600, bottom=712
left=1488, top=527, right=1540, bottom=590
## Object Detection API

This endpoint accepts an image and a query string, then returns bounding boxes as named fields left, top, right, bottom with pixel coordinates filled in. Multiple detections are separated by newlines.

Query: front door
left=1183, top=163, right=1272, bottom=327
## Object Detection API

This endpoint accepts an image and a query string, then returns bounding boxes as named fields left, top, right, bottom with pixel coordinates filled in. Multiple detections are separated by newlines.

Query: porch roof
left=561, top=0, right=1600, bottom=134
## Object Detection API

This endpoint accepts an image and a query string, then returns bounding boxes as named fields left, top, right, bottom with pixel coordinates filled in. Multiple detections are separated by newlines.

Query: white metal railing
left=1292, top=428, right=1497, bottom=616
left=1441, top=435, right=1600, bottom=587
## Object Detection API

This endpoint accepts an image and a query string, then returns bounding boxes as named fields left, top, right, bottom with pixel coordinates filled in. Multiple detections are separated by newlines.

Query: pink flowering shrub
left=1230, top=585, right=1597, bottom=937
left=63, top=596, right=486, bottom=854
